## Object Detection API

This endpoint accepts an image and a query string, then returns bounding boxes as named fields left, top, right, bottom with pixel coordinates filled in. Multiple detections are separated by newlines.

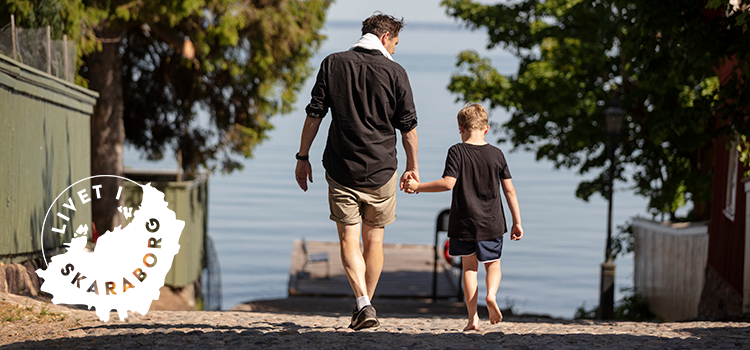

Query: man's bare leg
left=337, top=222, right=368, bottom=298
left=462, top=255, right=480, bottom=331
left=361, top=223, right=384, bottom=299
left=485, top=260, right=503, bottom=324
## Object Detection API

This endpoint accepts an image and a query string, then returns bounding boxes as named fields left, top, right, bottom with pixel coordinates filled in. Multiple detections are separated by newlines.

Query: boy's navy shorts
left=448, top=236, right=503, bottom=263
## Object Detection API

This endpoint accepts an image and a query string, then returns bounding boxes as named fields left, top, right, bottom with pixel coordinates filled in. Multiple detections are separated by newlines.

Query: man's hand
left=511, top=224, right=524, bottom=241
left=295, top=160, right=313, bottom=191
left=295, top=116, right=322, bottom=192
left=400, top=170, right=419, bottom=194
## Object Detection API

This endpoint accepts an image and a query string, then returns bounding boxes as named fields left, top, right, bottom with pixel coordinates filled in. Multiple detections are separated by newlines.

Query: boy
left=405, top=103, right=523, bottom=331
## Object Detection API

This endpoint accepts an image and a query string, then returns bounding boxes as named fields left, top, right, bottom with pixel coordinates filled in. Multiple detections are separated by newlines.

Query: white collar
left=349, top=33, right=394, bottom=61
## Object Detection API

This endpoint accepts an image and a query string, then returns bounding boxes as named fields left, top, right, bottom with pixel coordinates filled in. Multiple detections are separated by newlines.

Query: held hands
left=298, top=163, right=417, bottom=193
left=400, top=170, right=420, bottom=194
left=295, top=159, right=313, bottom=192
left=510, top=224, right=524, bottom=241
left=405, top=177, right=419, bottom=194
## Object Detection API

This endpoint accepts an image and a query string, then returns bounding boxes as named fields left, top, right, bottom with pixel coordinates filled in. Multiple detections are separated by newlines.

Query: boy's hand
left=510, top=224, right=523, bottom=241
left=400, top=170, right=419, bottom=193
left=405, top=177, right=419, bottom=194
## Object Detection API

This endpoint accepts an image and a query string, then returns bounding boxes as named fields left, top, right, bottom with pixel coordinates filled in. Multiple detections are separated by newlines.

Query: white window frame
left=724, top=140, right=739, bottom=222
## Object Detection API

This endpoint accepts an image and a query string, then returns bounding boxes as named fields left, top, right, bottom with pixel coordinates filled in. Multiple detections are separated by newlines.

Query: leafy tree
left=5, top=0, right=64, bottom=36
left=2, top=0, right=329, bottom=232
left=441, top=0, right=750, bottom=221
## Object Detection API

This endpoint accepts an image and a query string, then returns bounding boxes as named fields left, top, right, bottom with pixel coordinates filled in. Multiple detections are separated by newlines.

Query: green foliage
left=614, top=288, right=655, bottom=321
left=574, top=302, right=597, bottom=320
left=739, top=135, right=750, bottom=177
left=708, top=0, right=750, bottom=32
left=442, top=0, right=750, bottom=220
left=117, top=0, right=330, bottom=174
left=3, top=0, right=64, bottom=36
left=574, top=288, right=656, bottom=321
left=611, top=221, right=633, bottom=258
left=2, top=0, right=330, bottom=174
left=0, top=0, right=107, bottom=86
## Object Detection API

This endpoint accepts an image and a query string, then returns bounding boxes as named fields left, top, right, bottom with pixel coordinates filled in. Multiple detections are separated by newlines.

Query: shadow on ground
left=2, top=321, right=749, bottom=349
left=232, top=296, right=495, bottom=319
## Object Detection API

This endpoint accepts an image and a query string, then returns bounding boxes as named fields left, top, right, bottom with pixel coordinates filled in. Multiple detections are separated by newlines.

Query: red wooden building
left=698, top=53, right=750, bottom=316
left=699, top=133, right=748, bottom=316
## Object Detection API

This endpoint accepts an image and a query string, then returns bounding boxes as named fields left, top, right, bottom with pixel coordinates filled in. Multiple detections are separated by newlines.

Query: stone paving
left=2, top=293, right=749, bottom=349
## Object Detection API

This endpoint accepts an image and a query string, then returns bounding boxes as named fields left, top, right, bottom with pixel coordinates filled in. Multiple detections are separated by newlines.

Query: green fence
left=0, top=54, right=98, bottom=264
left=122, top=169, right=209, bottom=288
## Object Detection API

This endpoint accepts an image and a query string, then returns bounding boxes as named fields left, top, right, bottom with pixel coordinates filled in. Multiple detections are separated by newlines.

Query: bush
left=574, top=288, right=657, bottom=321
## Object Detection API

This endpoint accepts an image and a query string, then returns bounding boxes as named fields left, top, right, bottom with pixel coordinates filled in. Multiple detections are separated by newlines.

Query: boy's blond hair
left=457, top=103, right=488, bottom=131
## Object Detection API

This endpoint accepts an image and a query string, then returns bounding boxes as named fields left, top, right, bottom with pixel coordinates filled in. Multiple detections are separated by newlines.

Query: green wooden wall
left=122, top=170, right=209, bottom=288
left=0, top=54, right=98, bottom=264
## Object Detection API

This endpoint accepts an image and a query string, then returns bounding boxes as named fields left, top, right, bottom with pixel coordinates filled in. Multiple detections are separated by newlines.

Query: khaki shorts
left=326, top=171, right=398, bottom=227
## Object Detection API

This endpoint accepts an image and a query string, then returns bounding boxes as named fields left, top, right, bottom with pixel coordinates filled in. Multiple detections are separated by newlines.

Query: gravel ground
left=2, top=292, right=749, bottom=349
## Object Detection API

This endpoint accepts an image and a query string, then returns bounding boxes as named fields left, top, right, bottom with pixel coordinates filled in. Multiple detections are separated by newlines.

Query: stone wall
left=0, top=259, right=46, bottom=297
left=698, top=266, right=743, bottom=318
left=0, top=258, right=202, bottom=310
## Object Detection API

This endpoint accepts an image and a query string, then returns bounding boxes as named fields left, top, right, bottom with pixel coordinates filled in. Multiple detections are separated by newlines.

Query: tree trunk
left=87, top=25, right=125, bottom=234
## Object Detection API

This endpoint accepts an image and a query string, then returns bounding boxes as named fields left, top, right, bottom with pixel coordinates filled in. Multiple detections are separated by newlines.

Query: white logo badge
left=36, top=176, right=185, bottom=321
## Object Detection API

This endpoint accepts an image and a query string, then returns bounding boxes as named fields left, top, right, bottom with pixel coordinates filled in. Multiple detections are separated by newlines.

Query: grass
left=0, top=300, right=68, bottom=324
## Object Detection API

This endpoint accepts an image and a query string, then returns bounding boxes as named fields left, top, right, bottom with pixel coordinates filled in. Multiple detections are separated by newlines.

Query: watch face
left=36, top=175, right=185, bottom=322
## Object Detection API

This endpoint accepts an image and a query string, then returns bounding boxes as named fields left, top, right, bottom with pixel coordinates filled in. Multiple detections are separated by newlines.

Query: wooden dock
left=288, top=240, right=460, bottom=299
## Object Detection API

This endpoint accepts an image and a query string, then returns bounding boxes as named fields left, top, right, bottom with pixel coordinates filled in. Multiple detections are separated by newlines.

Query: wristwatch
left=295, top=152, right=309, bottom=161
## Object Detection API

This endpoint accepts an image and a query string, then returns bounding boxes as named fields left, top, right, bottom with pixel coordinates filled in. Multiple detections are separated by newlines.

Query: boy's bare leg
left=361, top=223, right=384, bottom=299
left=485, top=260, right=503, bottom=324
left=337, top=222, right=368, bottom=298
left=462, top=255, right=480, bottom=331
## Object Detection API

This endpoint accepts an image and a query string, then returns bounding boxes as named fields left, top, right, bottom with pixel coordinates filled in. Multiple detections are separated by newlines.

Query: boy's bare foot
left=463, top=323, right=479, bottom=331
left=463, top=315, right=480, bottom=331
left=487, top=297, right=503, bottom=324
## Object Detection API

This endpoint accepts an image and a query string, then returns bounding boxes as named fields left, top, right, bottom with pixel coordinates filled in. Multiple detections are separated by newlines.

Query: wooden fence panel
left=121, top=170, right=209, bottom=288
left=633, top=217, right=708, bottom=321
left=0, top=54, right=97, bottom=263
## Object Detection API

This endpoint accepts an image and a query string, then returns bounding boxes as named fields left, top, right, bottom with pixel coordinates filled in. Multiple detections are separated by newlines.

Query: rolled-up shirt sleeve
left=391, top=70, right=417, bottom=132
left=305, top=58, right=329, bottom=119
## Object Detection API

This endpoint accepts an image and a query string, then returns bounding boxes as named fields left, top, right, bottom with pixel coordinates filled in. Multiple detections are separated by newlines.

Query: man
left=294, top=13, right=419, bottom=330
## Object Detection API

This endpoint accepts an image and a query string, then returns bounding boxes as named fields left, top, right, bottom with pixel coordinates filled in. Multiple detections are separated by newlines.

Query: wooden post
left=743, top=177, right=750, bottom=314
left=46, top=25, right=51, bottom=74
left=176, top=150, right=183, bottom=182
left=63, top=34, right=69, bottom=82
left=10, top=15, right=18, bottom=61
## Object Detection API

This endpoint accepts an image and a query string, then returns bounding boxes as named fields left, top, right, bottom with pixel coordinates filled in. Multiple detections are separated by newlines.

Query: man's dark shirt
left=442, top=143, right=512, bottom=242
left=305, top=47, right=417, bottom=188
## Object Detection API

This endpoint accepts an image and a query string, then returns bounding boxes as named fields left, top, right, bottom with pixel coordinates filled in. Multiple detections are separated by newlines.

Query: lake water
left=124, top=22, right=653, bottom=319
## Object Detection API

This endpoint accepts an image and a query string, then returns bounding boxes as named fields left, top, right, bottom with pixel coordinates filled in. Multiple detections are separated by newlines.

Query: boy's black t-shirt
left=442, top=142, right=512, bottom=242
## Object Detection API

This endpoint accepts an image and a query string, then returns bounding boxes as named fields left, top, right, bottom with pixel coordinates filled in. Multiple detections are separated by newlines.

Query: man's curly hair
left=362, top=12, right=405, bottom=37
